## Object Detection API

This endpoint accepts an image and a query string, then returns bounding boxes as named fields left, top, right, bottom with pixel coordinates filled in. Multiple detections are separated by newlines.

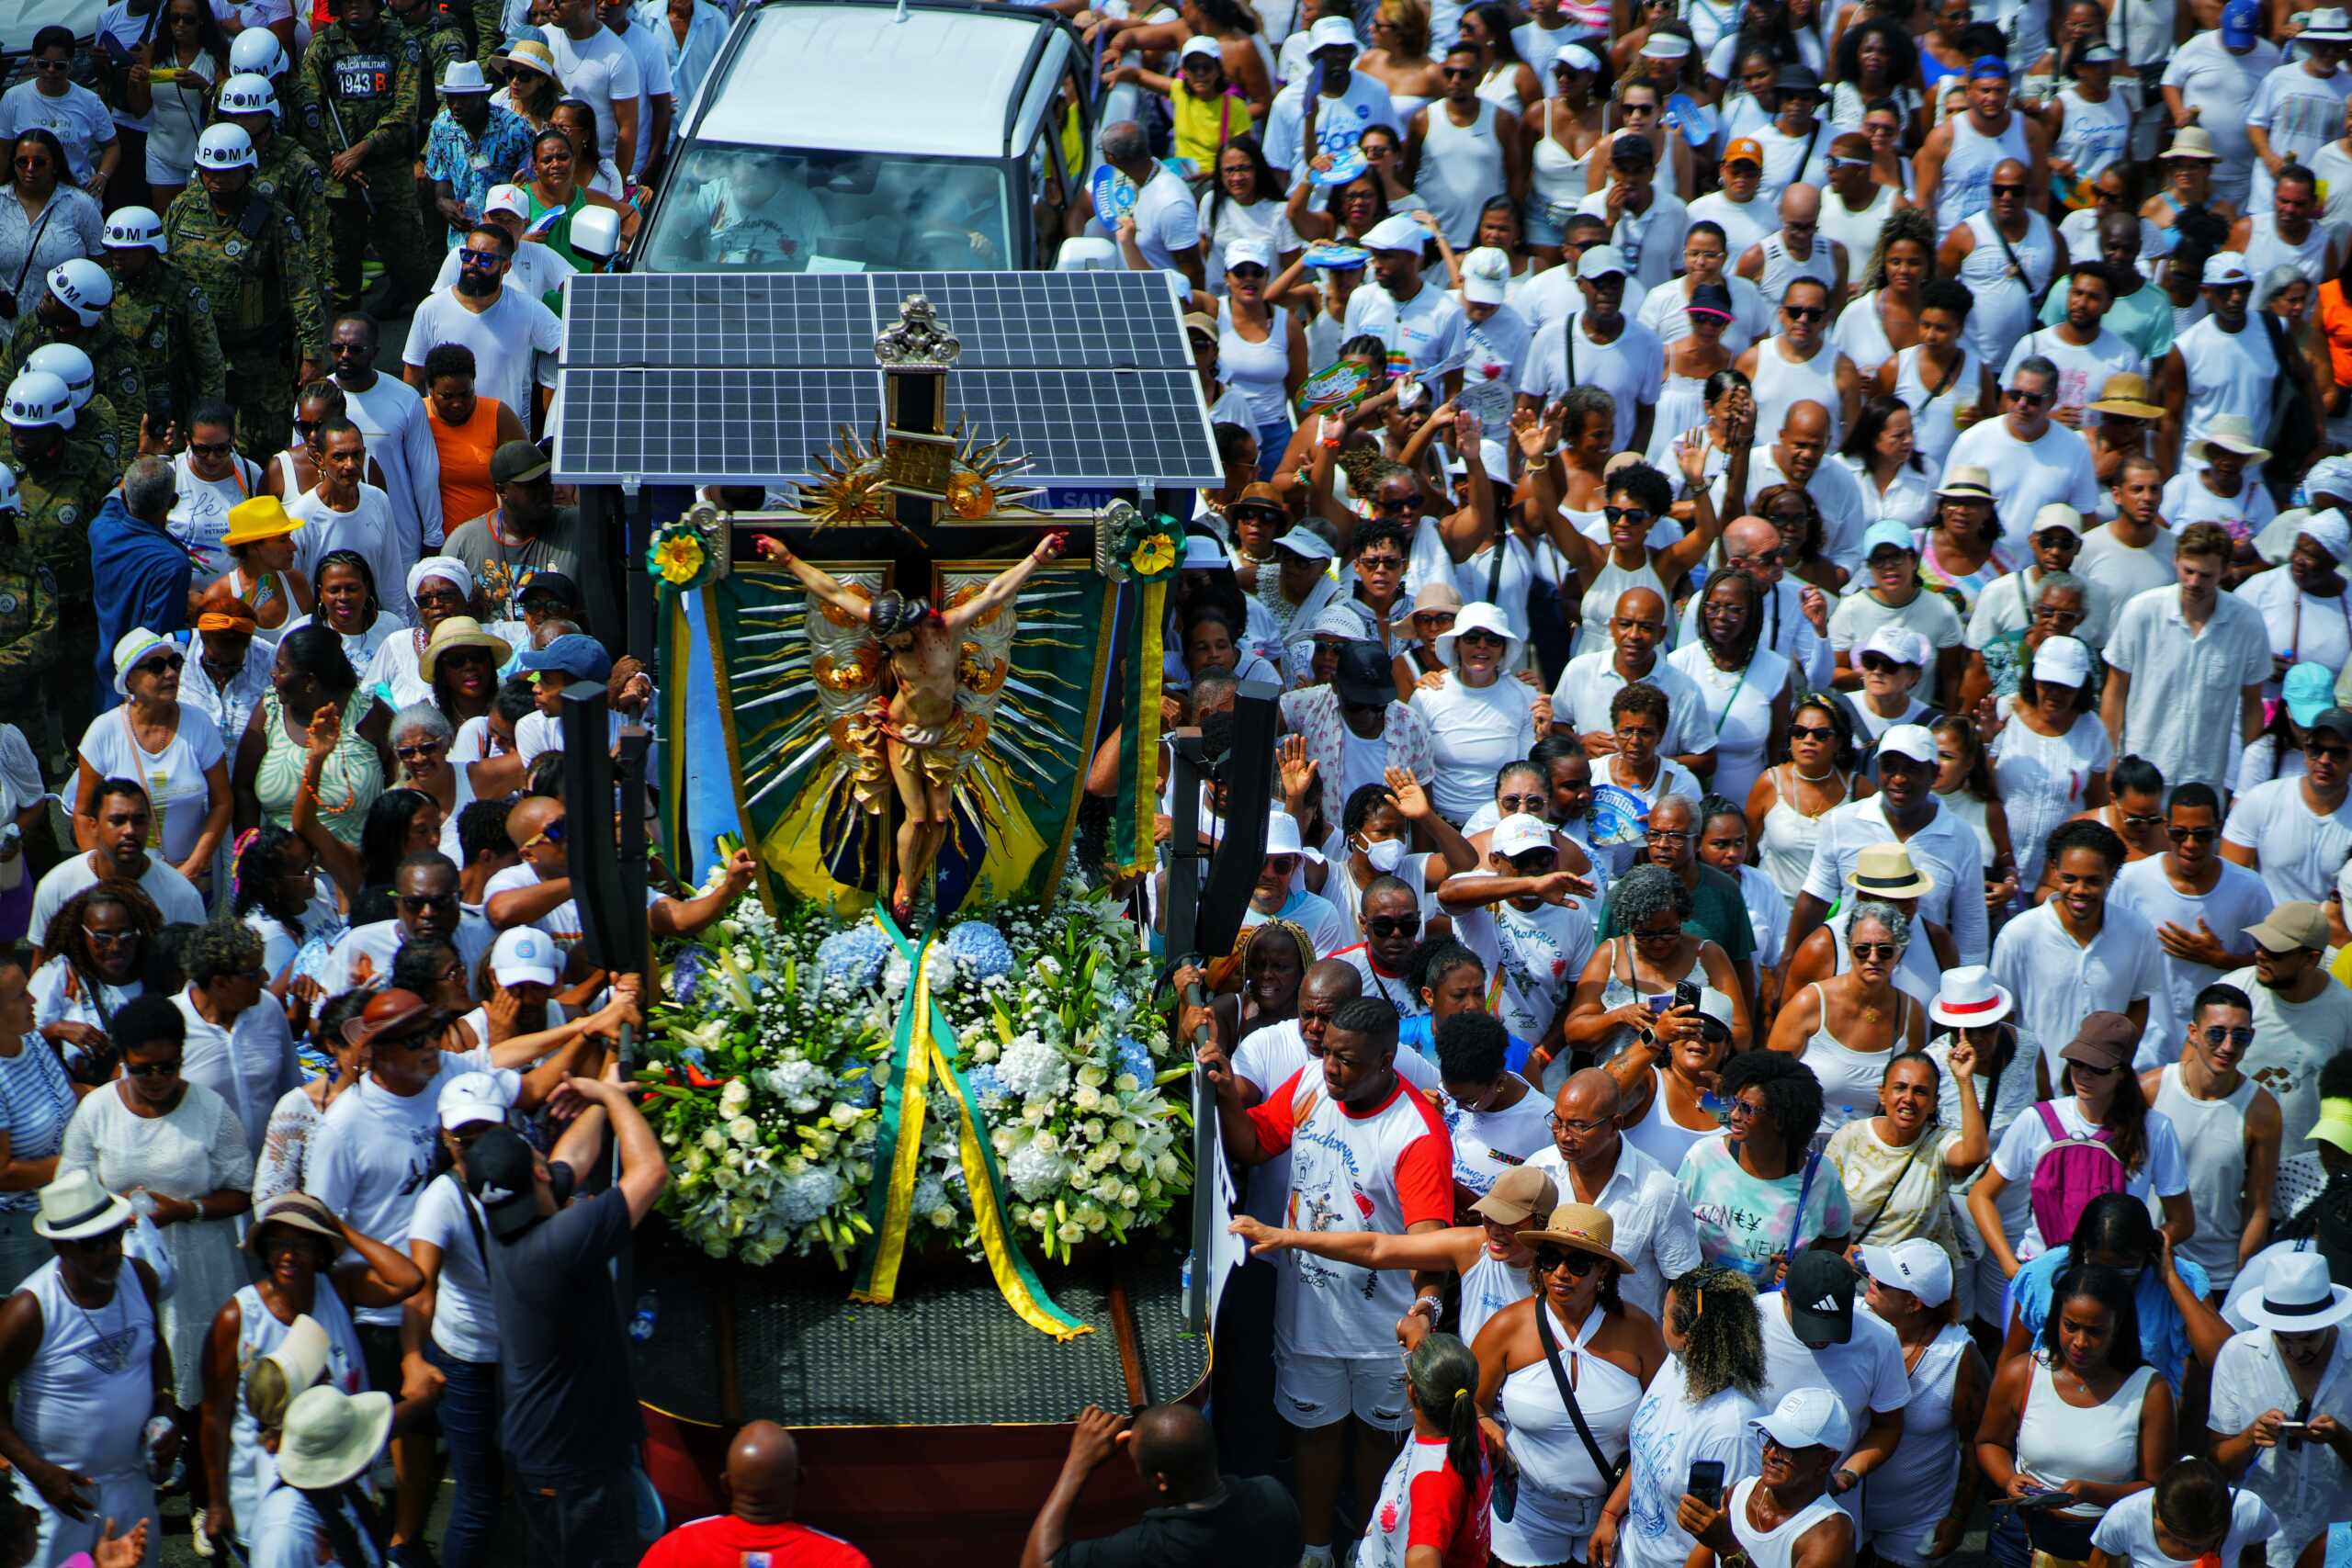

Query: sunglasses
left=1366, top=915, right=1421, bottom=939
left=2199, top=1025, right=2256, bottom=1047
left=1379, top=493, right=1427, bottom=513
left=1356, top=553, right=1406, bottom=571
left=1991, top=181, right=2027, bottom=196
left=413, top=589, right=465, bottom=609
left=1788, top=722, right=1836, bottom=741
left=134, top=653, right=184, bottom=676
left=1440, top=64, right=1476, bottom=78
left=1458, top=630, right=1505, bottom=648
left=1631, top=923, right=1681, bottom=944
left=1533, top=1245, right=1600, bottom=1277
left=1509, top=849, right=1559, bottom=873
left=125, top=1058, right=182, bottom=1077
left=394, top=740, right=447, bottom=761
left=1228, top=264, right=1267, bottom=279
left=1851, top=942, right=1900, bottom=959
left=12, top=155, right=50, bottom=171
left=1783, top=304, right=1825, bottom=321
left=1859, top=655, right=1907, bottom=673
left=1603, top=504, right=1651, bottom=526
left=458, top=250, right=505, bottom=268
left=2120, top=810, right=2165, bottom=828
left=2312, top=742, right=2352, bottom=761
left=189, top=439, right=234, bottom=457
left=2007, top=386, right=2050, bottom=406
left=1732, top=547, right=1787, bottom=567
left=29, top=58, right=66, bottom=72
left=399, top=892, right=458, bottom=913
left=2166, top=825, right=2216, bottom=842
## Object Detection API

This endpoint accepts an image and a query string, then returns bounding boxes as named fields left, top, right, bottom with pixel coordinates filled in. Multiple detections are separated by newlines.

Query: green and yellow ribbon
left=848, top=909, right=1092, bottom=1340
left=1109, top=578, right=1169, bottom=875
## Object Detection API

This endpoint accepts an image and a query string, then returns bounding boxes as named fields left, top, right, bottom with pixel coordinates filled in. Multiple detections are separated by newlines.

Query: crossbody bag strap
left=1534, top=1303, right=1628, bottom=1484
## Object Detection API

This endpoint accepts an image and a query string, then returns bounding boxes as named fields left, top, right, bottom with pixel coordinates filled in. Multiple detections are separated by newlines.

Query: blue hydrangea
left=775, top=1168, right=842, bottom=1226
left=670, top=947, right=711, bottom=1006
left=943, top=920, right=1016, bottom=981
left=966, top=1063, right=1009, bottom=1107
left=844, top=1066, right=881, bottom=1109
left=817, top=925, right=893, bottom=990
left=1115, top=1035, right=1154, bottom=1084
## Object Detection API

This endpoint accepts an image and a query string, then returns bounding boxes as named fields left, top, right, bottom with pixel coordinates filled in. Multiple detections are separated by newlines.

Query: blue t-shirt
left=2004, top=1245, right=2210, bottom=1393
left=1399, top=1013, right=1538, bottom=1076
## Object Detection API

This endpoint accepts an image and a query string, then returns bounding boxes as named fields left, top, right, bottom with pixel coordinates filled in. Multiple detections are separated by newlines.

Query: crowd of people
left=1040, top=0, right=2352, bottom=1559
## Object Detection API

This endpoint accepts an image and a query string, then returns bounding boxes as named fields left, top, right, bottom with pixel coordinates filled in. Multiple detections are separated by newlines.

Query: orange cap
left=1724, top=137, right=1764, bottom=168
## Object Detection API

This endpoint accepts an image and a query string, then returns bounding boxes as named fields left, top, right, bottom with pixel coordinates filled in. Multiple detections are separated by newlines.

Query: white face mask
left=1360, top=836, right=1408, bottom=874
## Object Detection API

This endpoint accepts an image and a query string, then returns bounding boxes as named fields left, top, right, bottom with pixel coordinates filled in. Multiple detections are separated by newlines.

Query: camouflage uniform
left=0, top=526, right=55, bottom=738
left=107, top=254, right=229, bottom=435
left=471, top=0, right=508, bottom=67
left=251, top=130, right=334, bottom=331
left=0, top=318, right=149, bottom=454
left=164, top=187, right=327, bottom=462
left=389, top=0, right=469, bottom=274
left=13, top=443, right=115, bottom=764
left=297, top=17, right=432, bottom=312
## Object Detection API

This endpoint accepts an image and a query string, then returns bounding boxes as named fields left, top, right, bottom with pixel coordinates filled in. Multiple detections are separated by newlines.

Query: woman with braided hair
left=30, top=879, right=160, bottom=1082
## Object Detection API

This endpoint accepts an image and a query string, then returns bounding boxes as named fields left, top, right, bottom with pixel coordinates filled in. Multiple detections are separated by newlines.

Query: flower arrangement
left=636, top=876, right=1189, bottom=1269
left=1092, top=502, right=1182, bottom=584
left=648, top=517, right=726, bottom=590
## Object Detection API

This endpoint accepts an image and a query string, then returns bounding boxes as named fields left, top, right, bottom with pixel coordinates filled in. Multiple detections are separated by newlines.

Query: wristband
left=1408, top=1294, right=1442, bottom=1321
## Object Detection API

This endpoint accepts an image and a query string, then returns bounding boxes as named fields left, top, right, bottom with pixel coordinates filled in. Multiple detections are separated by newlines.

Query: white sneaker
left=190, top=1507, right=215, bottom=1558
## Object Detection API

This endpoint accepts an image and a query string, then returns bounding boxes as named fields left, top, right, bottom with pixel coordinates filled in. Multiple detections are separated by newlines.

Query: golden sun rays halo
left=787, top=418, right=1049, bottom=532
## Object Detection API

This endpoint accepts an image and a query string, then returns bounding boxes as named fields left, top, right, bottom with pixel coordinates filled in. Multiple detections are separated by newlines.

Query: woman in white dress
left=1981, top=634, right=2111, bottom=892
left=1195, top=134, right=1298, bottom=283
left=1409, top=601, right=1545, bottom=825
left=1883, top=276, right=1995, bottom=468
left=277, top=551, right=396, bottom=675
left=57, top=994, right=253, bottom=1410
left=74, top=629, right=232, bottom=900
left=1853, top=1238, right=1990, bottom=1568
left=1460, top=0, right=1541, bottom=117
left=1647, top=288, right=1739, bottom=473
left=1669, top=568, right=1792, bottom=808
left=1839, top=208, right=1939, bottom=379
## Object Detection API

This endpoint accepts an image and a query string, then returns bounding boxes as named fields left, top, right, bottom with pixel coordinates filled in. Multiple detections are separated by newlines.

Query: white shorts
left=1273, top=1351, right=1409, bottom=1431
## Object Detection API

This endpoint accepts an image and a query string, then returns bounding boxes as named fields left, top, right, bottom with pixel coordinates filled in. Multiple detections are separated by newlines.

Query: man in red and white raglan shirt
left=1199, top=994, right=1453, bottom=1567
left=638, top=1420, right=871, bottom=1568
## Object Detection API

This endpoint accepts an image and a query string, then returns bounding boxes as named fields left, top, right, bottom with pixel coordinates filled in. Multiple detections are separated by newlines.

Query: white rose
left=700, top=1127, right=726, bottom=1152
left=1119, top=1185, right=1141, bottom=1208
left=1072, top=1086, right=1101, bottom=1111
left=1119, top=1149, right=1145, bottom=1173
left=722, top=1147, right=743, bottom=1168
left=1156, top=1153, right=1180, bottom=1179
left=828, top=1102, right=860, bottom=1129
left=1114, top=1074, right=1140, bottom=1095
left=1034, top=1208, right=1055, bottom=1233
left=928, top=1205, right=956, bottom=1229
left=719, top=1078, right=751, bottom=1111
left=684, top=1148, right=708, bottom=1174
left=728, top=1116, right=760, bottom=1145
left=1081, top=1119, right=1106, bottom=1144
left=991, top=1128, right=1018, bottom=1156
left=712, top=1167, right=741, bottom=1191
left=1057, top=1219, right=1085, bottom=1243
left=1076, top=1065, right=1108, bottom=1089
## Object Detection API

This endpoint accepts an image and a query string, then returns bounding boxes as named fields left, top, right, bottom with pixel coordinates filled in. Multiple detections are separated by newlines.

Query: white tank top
left=1957, top=210, right=2057, bottom=370
left=1532, top=97, right=1589, bottom=212
left=1216, top=296, right=1291, bottom=427
left=1818, top=181, right=1896, bottom=265
left=1934, top=111, right=2030, bottom=235
left=1758, top=232, right=1838, bottom=311
left=2052, top=85, right=2130, bottom=189
left=2152, top=1065, right=2260, bottom=1289
left=1828, top=906, right=1943, bottom=1007
left=1758, top=765, right=1841, bottom=898
left=1726, top=1475, right=1849, bottom=1568
left=1860, top=1325, right=1973, bottom=1566
left=1476, top=63, right=1523, bottom=118
left=227, top=1282, right=368, bottom=1548
left=1575, top=552, right=1672, bottom=660
left=1460, top=1249, right=1533, bottom=1347
left=1894, top=343, right=1984, bottom=466
left=1751, top=334, right=1846, bottom=450
left=1802, top=981, right=1905, bottom=1131
left=2015, top=1358, right=2157, bottom=1518
left=1498, top=1306, right=1644, bottom=1551
left=1422, top=98, right=1508, bottom=246
left=1625, top=1065, right=1720, bottom=1173
left=9, top=1258, right=156, bottom=1477
left=2243, top=210, right=2335, bottom=289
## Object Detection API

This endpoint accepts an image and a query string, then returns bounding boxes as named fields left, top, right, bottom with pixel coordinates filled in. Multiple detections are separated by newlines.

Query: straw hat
left=274, top=1385, right=395, bottom=1491
left=417, top=616, right=510, bottom=682
left=1513, top=1201, right=1633, bottom=1272
left=1844, top=842, right=1935, bottom=899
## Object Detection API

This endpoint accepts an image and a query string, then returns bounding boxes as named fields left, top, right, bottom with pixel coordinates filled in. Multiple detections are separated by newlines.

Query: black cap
left=489, top=440, right=550, bottom=486
left=1786, top=1250, right=1857, bottom=1345
left=2313, top=706, right=2352, bottom=740
left=462, top=1124, right=541, bottom=1239
left=1333, top=642, right=1395, bottom=709
left=516, top=570, right=580, bottom=609
left=1774, top=62, right=1821, bottom=95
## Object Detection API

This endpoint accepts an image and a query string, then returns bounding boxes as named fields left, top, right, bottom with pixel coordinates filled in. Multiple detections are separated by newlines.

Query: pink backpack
left=2027, top=1101, right=2128, bottom=1247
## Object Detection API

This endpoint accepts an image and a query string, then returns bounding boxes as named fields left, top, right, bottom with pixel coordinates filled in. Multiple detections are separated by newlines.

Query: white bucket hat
left=275, top=1385, right=395, bottom=1491
left=1929, top=964, right=2014, bottom=1028
left=2192, top=414, right=2271, bottom=464
left=1434, top=600, right=1521, bottom=670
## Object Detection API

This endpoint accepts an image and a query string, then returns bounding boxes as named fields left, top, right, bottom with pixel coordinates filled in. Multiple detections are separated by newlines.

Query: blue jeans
left=1989, top=1505, right=2099, bottom=1568
left=426, top=1342, right=503, bottom=1568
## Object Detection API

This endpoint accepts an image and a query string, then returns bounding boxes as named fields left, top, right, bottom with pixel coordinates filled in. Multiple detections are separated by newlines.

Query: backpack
left=2026, top=1100, right=2127, bottom=1248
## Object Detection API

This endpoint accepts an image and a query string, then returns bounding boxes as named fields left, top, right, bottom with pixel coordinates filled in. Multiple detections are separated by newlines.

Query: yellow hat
left=2312, top=1097, right=2352, bottom=1158
left=221, top=494, right=301, bottom=549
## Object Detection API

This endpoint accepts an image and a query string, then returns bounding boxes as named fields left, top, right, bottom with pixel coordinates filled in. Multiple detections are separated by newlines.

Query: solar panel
left=553, top=367, right=1220, bottom=488
left=561, top=271, right=1190, bottom=371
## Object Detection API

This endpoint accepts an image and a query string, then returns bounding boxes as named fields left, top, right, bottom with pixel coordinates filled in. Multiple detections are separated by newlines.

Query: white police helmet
left=194, top=124, right=256, bottom=173
left=27, top=344, right=94, bottom=411
left=4, top=372, right=75, bottom=432
left=0, top=467, right=22, bottom=513
left=216, top=73, right=279, bottom=119
left=101, top=205, right=167, bottom=255
left=45, top=259, right=110, bottom=326
left=228, top=28, right=286, bottom=77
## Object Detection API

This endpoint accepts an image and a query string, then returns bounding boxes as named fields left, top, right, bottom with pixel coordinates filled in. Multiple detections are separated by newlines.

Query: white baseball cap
left=1576, top=244, right=1631, bottom=280
left=1877, top=722, right=1936, bottom=764
left=1362, top=213, right=1426, bottom=254
left=1460, top=245, right=1510, bottom=305
left=1272, top=527, right=1335, bottom=562
left=483, top=184, right=529, bottom=220
left=1179, top=33, right=1221, bottom=62
left=1752, top=1387, right=1854, bottom=1454
left=1860, top=1237, right=1954, bottom=1307
left=2202, top=253, right=2252, bottom=288
left=1223, top=235, right=1274, bottom=273
left=2030, top=502, right=2084, bottom=538
left=1860, top=625, right=1928, bottom=669
left=2030, top=634, right=2092, bottom=688
left=1490, top=812, right=1554, bottom=858
left=436, top=1067, right=522, bottom=1131
left=490, top=926, right=560, bottom=988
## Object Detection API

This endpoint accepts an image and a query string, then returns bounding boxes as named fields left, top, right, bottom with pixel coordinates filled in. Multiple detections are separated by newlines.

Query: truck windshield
left=637, top=143, right=1016, bottom=273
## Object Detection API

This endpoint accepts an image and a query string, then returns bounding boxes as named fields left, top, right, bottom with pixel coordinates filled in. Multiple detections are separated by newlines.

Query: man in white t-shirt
left=1942, top=356, right=2103, bottom=555
left=2003, top=262, right=2149, bottom=428
left=2157, top=252, right=2311, bottom=483
left=288, top=418, right=411, bottom=620
left=325, top=314, right=443, bottom=570
left=597, top=0, right=671, bottom=182
left=1688, top=139, right=1773, bottom=262
left=542, top=0, right=640, bottom=174
left=1430, top=1010, right=1553, bottom=1196
left=326, top=854, right=496, bottom=996
left=1439, top=813, right=1599, bottom=1056
left=1097, top=119, right=1204, bottom=290
left=2162, top=7, right=2281, bottom=208
left=28, top=779, right=206, bottom=943
left=1261, top=17, right=1399, bottom=186
left=2075, top=456, right=2177, bottom=615
left=1553, top=586, right=1714, bottom=767
left=2223, top=901, right=2352, bottom=1147
left=401, top=227, right=562, bottom=433
left=172, top=921, right=300, bottom=1166
left=1829, top=521, right=1967, bottom=702
left=2222, top=709, right=2352, bottom=904
left=483, top=795, right=751, bottom=954
left=1514, top=244, right=1662, bottom=456
left=2101, top=521, right=2272, bottom=793
left=1344, top=212, right=1467, bottom=395
left=1711, top=401, right=1870, bottom=579
left=1756, top=1252, right=1911, bottom=1501
left=1577, top=133, right=1691, bottom=292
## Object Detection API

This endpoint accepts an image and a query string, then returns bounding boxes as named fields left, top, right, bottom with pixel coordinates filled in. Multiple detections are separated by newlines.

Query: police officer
left=0, top=466, right=55, bottom=746
left=99, top=205, right=226, bottom=447
left=388, top=0, right=469, bottom=268
left=165, top=124, right=325, bottom=462
left=6, top=372, right=112, bottom=772
left=229, top=26, right=307, bottom=130
left=216, top=73, right=333, bottom=328
left=19, top=345, right=123, bottom=471
left=298, top=0, right=430, bottom=314
left=0, top=262, right=146, bottom=457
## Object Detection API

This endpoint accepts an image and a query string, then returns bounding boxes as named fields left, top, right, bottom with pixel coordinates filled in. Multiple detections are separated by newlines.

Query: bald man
left=1551, top=585, right=1718, bottom=777
left=1936, top=155, right=2061, bottom=370
left=1524, top=1068, right=1703, bottom=1314
left=1019, top=1402, right=1300, bottom=1567
left=641, top=1422, right=874, bottom=1565
left=1736, top=184, right=1850, bottom=317
left=1706, top=399, right=1871, bottom=582
left=483, top=795, right=756, bottom=951
left=1677, top=515, right=1834, bottom=688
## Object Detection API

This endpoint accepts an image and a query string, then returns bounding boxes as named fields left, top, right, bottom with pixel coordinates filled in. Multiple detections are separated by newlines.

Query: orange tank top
left=430, top=396, right=504, bottom=531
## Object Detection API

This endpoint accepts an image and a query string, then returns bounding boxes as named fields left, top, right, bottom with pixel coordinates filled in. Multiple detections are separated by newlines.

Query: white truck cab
left=634, top=0, right=1095, bottom=274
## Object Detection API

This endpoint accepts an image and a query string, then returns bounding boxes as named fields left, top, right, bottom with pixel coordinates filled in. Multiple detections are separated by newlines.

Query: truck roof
left=691, top=0, right=1074, bottom=161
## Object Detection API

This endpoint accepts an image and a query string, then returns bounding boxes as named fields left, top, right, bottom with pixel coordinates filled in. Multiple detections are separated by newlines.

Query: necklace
left=1795, top=764, right=1836, bottom=783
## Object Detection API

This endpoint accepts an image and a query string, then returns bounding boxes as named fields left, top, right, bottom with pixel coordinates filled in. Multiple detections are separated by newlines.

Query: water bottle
left=628, top=1290, right=659, bottom=1343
